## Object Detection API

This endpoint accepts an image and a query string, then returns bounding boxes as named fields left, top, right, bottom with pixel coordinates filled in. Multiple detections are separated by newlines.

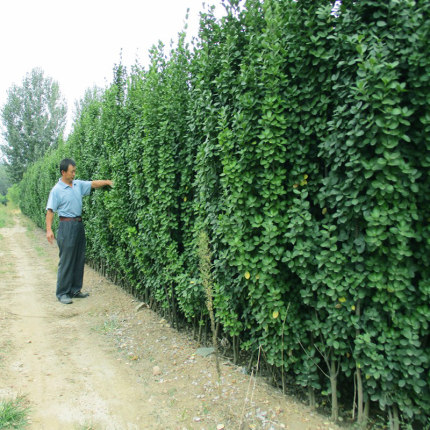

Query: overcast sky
left=0, top=0, right=223, bottom=140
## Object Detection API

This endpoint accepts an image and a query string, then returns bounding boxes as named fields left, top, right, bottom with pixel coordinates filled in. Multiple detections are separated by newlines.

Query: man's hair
left=59, top=158, right=76, bottom=175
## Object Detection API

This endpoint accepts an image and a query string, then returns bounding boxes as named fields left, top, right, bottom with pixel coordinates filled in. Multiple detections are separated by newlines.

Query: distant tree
left=0, top=162, right=11, bottom=196
left=1, top=68, right=67, bottom=182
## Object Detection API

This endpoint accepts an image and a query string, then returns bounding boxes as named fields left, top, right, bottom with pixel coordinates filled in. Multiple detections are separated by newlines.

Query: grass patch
left=0, top=241, right=13, bottom=277
left=23, top=219, right=35, bottom=233
left=0, top=395, right=30, bottom=429
left=32, top=244, right=46, bottom=258
left=92, top=317, right=120, bottom=334
left=0, top=205, right=14, bottom=229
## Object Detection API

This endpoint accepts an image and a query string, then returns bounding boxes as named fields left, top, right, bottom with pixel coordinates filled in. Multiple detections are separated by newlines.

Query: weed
left=197, top=230, right=221, bottom=378
left=168, top=388, right=177, bottom=397
left=180, top=409, right=189, bottom=421
left=0, top=395, right=30, bottom=429
left=92, top=317, right=120, bottom=334
left=32, top=245, right=46, bottom=258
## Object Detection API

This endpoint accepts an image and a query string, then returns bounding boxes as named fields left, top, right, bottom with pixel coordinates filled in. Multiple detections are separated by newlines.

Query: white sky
left=0, top=0, right=224, bottom=142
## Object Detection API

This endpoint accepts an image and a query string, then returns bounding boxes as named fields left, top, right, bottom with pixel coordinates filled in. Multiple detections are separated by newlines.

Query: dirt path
left=0, top=211, right=342, bottom=430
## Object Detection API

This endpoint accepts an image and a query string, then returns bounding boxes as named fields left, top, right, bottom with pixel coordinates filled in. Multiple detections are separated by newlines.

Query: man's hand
left=46, top=229, right=55, bottom=244
left=46, top=209, right=55, bottom=244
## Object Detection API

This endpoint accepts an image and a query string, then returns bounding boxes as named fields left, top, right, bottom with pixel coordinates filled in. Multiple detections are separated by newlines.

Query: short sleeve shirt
left=46, top=179, right=92, bottom=217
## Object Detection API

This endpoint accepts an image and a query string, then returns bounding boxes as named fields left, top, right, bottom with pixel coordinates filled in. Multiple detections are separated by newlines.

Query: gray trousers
left=56, top=220, right=86, bottom=298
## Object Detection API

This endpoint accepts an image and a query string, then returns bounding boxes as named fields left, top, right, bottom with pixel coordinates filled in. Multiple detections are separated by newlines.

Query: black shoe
left=59, top=295, right=73, bottom=304
left=73, top=291, right=89, bottom=298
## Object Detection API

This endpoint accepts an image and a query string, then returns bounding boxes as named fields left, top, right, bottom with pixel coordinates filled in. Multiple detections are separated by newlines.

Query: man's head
left=59, top=158, right=76, bottom=184
left=60, top=158, right=76, bottom=175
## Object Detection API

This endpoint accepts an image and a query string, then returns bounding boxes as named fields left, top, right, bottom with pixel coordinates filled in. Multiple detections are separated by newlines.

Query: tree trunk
left=170, top=284, right=178, bottom=329
left=364, top=399, right=370, bottom=424
left=356, top=366, right=364, bottom=424
left=209, top=303, right=221, bottom=378
left=330, top=355, right=338, bottom=422
left=308, top=387, right=316, bottom=409
left=388, top=405, right=400, bottom=430
left=198, top=315, right=203, bottom=343
left=233, top=335, right=239, bottom=364
left=355, top=300, right=368, bottom=427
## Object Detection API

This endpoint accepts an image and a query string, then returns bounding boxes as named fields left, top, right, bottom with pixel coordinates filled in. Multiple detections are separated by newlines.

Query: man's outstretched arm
left=91, top=180, right=113, bottom=189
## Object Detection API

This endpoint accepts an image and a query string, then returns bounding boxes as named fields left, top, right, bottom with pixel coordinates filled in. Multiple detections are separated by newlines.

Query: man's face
left=62, top=164, right=76, bottom=183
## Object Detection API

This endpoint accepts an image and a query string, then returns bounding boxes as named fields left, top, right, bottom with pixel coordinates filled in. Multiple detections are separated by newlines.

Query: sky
left=0, top=0, right=224, bottom=143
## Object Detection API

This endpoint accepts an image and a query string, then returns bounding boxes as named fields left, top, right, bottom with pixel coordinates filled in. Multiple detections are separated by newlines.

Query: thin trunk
left=208, top=302, right=221, bottom=378
left=355, top=300, right=367, bottom=426
left=364, top=399, right=369, bottom=425
left=192, top=320, right=196, bottom=339
left=204, top=320, right=208, bottom=343
left=281, top=372, right=286, bottom=396
left=233, top=335, right=238, bottom=364
left=170, top=284, right=178, bottom=329
left=388, top=405, right=400, bottom=430
left=198, top=313, right=203, bottom=343
left=280, top=308, right=289, bottom=396
left=308, top=387, right=316, bottom=409
left=356, top=367, right=365, bottom=425
left=163, top=284, right=172, bottom=323
left=247, top=351, right=254, bottom=373
left=330, top=354, right=338, bottom=422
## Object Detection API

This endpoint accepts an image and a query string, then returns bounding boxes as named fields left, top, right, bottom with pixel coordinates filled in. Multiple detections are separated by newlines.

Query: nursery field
left=0, top=207, right=340, bottom=429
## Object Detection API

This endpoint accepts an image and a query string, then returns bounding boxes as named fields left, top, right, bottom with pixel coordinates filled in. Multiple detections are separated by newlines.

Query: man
left=46, top=158, right=113, bottom=304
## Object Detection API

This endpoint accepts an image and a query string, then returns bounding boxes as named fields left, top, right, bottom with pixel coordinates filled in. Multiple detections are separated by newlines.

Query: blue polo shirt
left=46, top=179, right=92, bottom=217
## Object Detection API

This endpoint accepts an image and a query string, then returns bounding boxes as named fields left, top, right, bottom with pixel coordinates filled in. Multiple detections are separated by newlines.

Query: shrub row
left=19, top=0, right=429, bottom=427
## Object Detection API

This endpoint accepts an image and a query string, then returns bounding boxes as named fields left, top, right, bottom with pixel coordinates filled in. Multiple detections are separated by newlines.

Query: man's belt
left=59, top=216, right=82, bottom=222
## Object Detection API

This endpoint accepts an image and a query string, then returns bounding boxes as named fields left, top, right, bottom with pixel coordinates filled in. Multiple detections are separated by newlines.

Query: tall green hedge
left=19, top=0, right=429, bottom=427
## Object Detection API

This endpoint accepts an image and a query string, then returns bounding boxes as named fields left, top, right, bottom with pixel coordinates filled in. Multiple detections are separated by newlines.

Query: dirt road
left=0, top=211, right=341, bottom=430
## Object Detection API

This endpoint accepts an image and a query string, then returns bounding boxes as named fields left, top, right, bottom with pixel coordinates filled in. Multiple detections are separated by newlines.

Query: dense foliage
left=1, top=68, right=67, bottom=182
left=19, top=1, right=429, bottom=428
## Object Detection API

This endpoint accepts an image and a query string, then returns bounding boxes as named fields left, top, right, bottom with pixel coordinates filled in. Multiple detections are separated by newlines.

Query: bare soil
left=0, top=211, right=342, bottom=430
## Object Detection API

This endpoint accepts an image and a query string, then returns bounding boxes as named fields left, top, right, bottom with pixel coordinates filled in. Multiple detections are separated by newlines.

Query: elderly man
left=46, top=158, right=113, bottom=304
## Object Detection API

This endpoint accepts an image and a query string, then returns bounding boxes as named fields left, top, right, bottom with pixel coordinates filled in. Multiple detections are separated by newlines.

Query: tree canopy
left=1, top=68, right=67, bottom=182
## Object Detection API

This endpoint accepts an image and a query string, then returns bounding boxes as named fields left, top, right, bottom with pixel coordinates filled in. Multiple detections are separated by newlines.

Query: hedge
left=19, top=0, right=429, bottom=428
